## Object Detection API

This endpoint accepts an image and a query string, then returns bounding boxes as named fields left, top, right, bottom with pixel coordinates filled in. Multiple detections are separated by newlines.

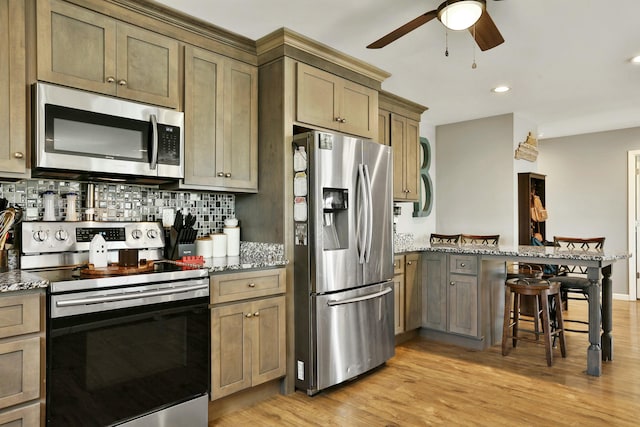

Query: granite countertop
left=204, top=241, right=288, bottom=272
left=394, top=233, right=630, bottom=262
left=1, top=242, right=288, bottom=294
left=0, top=270, right=50, bottom=293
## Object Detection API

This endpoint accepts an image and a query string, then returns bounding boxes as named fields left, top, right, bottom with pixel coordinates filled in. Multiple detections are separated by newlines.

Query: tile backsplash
left=0, top=179, right=235, bottom=237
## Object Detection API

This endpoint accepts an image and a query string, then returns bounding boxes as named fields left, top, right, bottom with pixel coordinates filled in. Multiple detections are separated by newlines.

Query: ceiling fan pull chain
left=445, top=29, right=449, bottom=57
left=472, top=24, right=477, bottom=69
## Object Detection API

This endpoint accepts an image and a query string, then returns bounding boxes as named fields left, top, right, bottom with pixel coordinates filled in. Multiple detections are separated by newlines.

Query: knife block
left=165, top=228, right=196, bottom=260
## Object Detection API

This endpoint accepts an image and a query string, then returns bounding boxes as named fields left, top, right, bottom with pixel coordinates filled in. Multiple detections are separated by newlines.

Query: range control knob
left=33, top=230, right=48, bottom=242
left=147, top=229, right=158, bottom=239
left=54, top=229, right=69, bottom=241
left=131, top=229, right=143, bottom=240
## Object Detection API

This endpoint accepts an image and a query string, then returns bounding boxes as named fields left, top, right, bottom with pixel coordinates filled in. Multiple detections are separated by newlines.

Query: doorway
left=627, top=150, right=640, bottom=300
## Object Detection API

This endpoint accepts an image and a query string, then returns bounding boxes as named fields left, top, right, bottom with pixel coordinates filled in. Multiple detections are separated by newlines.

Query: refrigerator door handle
left=363, top=164, right=373, bottom=263
left=326, top=286, right=392, bottom=306
left=357, top=164, right=368, bottom=264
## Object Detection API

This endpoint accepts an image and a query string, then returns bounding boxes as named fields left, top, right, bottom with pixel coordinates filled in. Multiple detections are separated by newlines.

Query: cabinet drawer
left=211, top=269, right=286, bottom=304
left=0, top=402, right=40, bottom=426
left=449, top=255, right=477, bottom=275
left=393, top=255, right=405, bottom=275
left=0, top=293, right=41, bottom=340
left=0, top=337, right=40, bottom=410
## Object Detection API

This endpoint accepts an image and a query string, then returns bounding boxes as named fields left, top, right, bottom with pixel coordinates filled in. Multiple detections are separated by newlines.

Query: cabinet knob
left=407, top=261, right=412, bottom=265
left=13, top=152, right=24, bottom=159
left=217, top=172, right=225, bottom=177
left=340, top=118, right=346, bottom=123
left=245, top=313, right=253, bottom=318
left=118, top=79, right=127, bottom=86
left=335, top=117, right=346, bottom=123
left=450, top=281, right=455, bottom=286
left=253, top=311, right=260, bottom=317
left=248, top=283, right=256, bottom=288
left=460, top=263, right=466, bottom=267
left=106, top=76, right=115, bottom=83
left=225, top=173, right=232, bottom=178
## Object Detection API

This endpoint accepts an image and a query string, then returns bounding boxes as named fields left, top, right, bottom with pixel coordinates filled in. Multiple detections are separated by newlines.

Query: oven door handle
left=55, top=283, right=209, bottom=307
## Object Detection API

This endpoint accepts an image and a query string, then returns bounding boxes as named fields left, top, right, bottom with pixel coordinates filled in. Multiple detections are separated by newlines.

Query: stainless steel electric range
left=21, top=221, right=210, bottom=427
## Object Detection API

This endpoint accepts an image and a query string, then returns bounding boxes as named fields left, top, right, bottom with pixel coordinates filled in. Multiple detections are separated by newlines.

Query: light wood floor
left=210, top=299, right=640, bottom=426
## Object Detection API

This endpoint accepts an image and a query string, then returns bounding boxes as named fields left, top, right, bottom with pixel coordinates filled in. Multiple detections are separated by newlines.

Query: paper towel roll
left=195, top=237, right=213, bottom=258
left=210, top=233, right=227, bottom=257
left=223, top=226, right=240, bottom=257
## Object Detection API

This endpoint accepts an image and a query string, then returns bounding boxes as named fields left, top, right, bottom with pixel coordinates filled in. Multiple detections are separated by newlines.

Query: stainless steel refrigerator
left=293, top=130, right=394, bottom=395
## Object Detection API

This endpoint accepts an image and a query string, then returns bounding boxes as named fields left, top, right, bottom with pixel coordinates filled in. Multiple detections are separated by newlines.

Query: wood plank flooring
left=210, top=299, right=640, bottom=426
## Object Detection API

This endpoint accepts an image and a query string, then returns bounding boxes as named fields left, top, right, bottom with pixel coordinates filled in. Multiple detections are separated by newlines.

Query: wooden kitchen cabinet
left=423, top=253, right=480, bottom=338
left=392, top=256, right=405, bottom=335
left=296, top=62, right=378, bottom=139
left=210, top=269, right=286, bottom=400
left=37, top=0, right=179, bottom=108
left=393, top=253, right=421, bottom=336
left=0, top=291, right=44, bottom=426
left=378, top=91, right=427, bottom=202
left=0, top=0, right=28, bottom=177
left=179, top=45, right=258, bottom=192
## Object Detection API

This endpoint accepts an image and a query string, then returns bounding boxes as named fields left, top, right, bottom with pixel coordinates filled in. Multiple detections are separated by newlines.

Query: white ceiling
left=155, top=0, right=640, bottom=139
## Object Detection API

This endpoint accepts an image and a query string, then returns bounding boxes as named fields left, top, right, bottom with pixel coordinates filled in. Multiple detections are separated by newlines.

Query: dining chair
left=549, top=236, right=605, bottom=333
left=461, top=234, right=500, bottom=245
left=429, top=233, right=461, bottom=245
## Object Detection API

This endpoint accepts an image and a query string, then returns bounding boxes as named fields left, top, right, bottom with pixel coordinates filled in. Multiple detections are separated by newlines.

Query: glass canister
left=42, top=191, right=56, bottom=221
left=65, top=192, right=78, bottom=221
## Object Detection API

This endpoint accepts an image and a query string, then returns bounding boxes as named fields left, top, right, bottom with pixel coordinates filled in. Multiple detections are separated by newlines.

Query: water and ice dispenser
left=322, top=188, right=348, bottom=250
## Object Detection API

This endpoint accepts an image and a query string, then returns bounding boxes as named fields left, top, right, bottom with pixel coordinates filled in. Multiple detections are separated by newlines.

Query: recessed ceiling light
left=631, top=55, right=640, bottom=64
left=491, top=86, right=511, bottom=93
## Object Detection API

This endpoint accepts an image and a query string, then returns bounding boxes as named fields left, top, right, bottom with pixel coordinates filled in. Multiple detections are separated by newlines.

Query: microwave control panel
left=157, top=124, right=181, bottom=165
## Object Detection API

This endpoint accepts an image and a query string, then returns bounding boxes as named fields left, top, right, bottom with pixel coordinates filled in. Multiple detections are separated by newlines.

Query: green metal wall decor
left=413, top=136, right=433, bottom=217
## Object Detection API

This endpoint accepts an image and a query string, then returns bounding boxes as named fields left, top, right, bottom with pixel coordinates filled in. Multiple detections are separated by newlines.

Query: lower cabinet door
left=211, top=302, right=252, bottom=399
left=448, top=273, right=479, bottom=337
left=0, top=402, right=40, bottom=427
left=251, top=296, right=286, bottom=386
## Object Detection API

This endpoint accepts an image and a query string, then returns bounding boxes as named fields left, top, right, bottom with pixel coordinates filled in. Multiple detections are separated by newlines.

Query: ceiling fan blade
left=367, top=10, right=438, bottom=49
left=470, top=11, right=504, bottom=51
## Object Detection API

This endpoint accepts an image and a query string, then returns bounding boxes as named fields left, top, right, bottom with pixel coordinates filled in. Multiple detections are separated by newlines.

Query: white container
left=223, top=226, right=240, bottom=257
left=294, top=172, right=307, bottom=196
left=210, top=233, right=227, bottom=257
left=224, top=217, right=238, bottom=227
left=195, top=237, right=213, bottom=258
left=293, top=146, right=307, bottom=171
left=43, top=191, right=56, bottom=221
left=66, top=193, right=78, bottom=221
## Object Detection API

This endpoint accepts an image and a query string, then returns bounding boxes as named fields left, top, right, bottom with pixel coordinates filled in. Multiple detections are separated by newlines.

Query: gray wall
left=435, top=114, right=516, bottom=244
left=538, top=126, right=640, bottom=296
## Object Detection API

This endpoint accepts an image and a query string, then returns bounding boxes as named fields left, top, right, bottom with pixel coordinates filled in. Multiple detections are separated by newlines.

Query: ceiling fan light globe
left=438, top=0, right=485, bottom=31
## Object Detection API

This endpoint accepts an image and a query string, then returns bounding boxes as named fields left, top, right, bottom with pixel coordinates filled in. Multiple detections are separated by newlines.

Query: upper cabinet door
left=37, top=0, right=179, bottom=108
left=37, top=0, right=117, bottom=95
left=296, top=62, right=340, bottom=131
left=115, top=22, right=179, bottom=107
left=340, top=79, right=377, bottom=139
left=0, top=0, right=27, bottom=176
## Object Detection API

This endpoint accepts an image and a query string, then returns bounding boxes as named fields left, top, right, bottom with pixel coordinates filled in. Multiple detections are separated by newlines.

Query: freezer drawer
left=305, top=282, right=394, bottom=394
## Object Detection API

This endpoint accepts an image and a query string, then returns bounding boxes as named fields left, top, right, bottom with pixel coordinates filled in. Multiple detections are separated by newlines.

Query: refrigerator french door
left=293, top=130, right=394, bottom=395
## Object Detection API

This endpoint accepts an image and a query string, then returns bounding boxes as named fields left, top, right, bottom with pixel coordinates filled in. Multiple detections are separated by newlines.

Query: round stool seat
left=502, top=277, right=566, bottom=366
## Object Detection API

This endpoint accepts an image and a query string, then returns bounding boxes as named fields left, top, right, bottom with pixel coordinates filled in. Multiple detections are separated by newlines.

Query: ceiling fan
left=367, top=0, right=505, bottom=51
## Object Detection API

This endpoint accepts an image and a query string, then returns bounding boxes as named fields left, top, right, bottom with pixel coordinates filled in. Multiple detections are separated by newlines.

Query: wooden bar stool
left=502, top=278, right=566, bottom=366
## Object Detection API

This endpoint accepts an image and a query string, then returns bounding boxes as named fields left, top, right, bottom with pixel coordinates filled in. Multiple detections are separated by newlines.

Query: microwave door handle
left=150, top=114, right=158, bottom=170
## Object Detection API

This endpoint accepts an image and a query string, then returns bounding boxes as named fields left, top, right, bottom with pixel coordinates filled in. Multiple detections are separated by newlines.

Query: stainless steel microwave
left=33, top=82, right=184, bottom=182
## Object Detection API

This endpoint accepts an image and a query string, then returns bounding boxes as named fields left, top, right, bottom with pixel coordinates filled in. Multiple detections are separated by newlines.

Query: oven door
left=46, top=296, right=209, bottom=426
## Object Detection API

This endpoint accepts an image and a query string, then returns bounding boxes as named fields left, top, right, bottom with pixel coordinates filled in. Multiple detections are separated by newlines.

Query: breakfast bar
left=398, top=240, right=630, bottom=376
